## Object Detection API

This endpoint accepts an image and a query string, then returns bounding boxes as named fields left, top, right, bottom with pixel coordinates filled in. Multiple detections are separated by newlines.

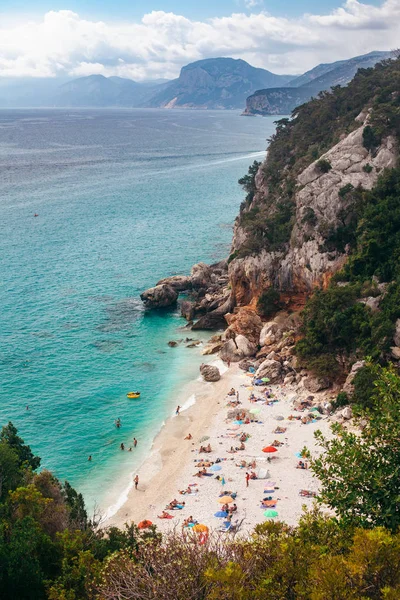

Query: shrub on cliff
left=316, top=158, right=332, bottom=173
left=256, top=288, right=281, bottom=317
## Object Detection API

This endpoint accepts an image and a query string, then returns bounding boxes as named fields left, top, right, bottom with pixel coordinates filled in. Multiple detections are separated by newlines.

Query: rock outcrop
left=224, top=308, right=263, bottom=345
left=342, top=360, right=366, bottom=395
left=220, top=334, right=257, bottom=363
left=229, top=125, right=397, bottom=310
left=140, top=284, right=178, bottom=308
left=255, top=359, right=283, bottom=383
left=200, top=363, right=221, bottom=382
left=157, top=275, right=192, bottom=291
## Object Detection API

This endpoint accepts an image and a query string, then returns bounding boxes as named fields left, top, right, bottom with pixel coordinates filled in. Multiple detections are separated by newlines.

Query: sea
left=0, top=108, right=278, bottom=516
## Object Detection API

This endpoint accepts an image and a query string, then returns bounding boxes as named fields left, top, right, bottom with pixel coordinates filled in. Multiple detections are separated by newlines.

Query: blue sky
left=0, top=1, right=397, bottom=80
left=0, top=0, right=382, bottom=20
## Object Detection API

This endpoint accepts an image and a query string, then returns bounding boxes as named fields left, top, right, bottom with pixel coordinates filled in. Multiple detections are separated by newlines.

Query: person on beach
left=185, top=433, right=193, bottom=440
left=120, top=443, right=125, bottom=451
left=227, top=359, right=231, bottom=368
left=176, top=405, right=181, bottom=416
left=246, top=472, right=250, bottom=487
left=134, top=475, right=139, bottom=489
left=133, top=438, right=137, bottom=447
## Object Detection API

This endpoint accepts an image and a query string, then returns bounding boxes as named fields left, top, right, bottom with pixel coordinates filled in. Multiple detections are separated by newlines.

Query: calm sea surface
left=0, top=108, right=277, bottom=513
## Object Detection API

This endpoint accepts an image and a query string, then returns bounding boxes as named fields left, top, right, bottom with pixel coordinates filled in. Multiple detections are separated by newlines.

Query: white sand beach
left=109, top=363, right=333, bottom=534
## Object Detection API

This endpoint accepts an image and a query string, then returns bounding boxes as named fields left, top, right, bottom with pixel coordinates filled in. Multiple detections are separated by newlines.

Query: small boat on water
left=127, top=391, right=140, bottom=399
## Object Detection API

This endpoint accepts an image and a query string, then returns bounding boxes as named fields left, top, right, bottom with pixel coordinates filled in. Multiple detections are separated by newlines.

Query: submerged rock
left=200, top=363, right=221, bottom=382
left=140, top=284, right=178, bottom=309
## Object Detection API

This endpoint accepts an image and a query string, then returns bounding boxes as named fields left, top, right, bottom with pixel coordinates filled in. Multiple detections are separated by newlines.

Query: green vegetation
left=256, top=288, right=281, bottom=317
left=235, top=56, right=400, bottom=259
left=363, top=162, right=373, bottom=173
left=316, top=158, right=332, bottom=173
left=312, top=364, right=400, bottom=532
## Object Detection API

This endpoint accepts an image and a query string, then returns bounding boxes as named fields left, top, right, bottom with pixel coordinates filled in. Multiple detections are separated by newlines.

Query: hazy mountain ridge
left=143, top=57, right=294, bottom=109
left=243, top=51, right=392, bottom=116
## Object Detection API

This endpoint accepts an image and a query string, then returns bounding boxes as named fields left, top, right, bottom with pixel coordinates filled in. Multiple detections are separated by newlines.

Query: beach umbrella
left=218, top=495, right=234, bottom=504
left=249, top=408, right=261, bottom=414
left=199, top=436, right=210, bottom=443
left=261, top=377, right=270, bottom=382
left=193, top=524, right=209, bottom=533
left=264, top=509, right=278, bottom=518
left=214, top=510, right=228, bottom=518
left=262, top=446, right=278, bottom=453
left=210, top=464, right=222, bottom=472
left=137, top=520, right=152, bottom=529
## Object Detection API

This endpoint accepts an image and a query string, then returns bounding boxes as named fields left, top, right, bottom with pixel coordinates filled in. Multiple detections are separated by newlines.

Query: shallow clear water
left=0, top=108, right=277, bottom=513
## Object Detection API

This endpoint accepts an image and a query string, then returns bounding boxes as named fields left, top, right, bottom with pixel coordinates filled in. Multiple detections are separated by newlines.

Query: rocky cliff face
left=229, top=118, right=398, bottom=310
left=147, top=57, right=293, bottom=110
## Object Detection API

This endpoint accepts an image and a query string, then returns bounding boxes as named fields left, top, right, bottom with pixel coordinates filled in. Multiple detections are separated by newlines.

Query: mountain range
left=0, top=51, right=392, bottom=113
left=243, top=51, right=392, bottom=116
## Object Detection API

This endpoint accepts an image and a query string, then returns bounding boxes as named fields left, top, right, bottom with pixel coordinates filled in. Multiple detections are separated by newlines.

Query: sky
left=0, top=0, right=398, bottom=80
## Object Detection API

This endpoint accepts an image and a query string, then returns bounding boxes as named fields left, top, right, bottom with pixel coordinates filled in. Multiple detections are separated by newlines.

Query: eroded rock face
left=140, top=284, right=178, bottom=309
left=259, top=321, right=284, bottom=346
left=342, top=360, right=366, bottom=395
left=255, top=359, right=283, bottom=383
left=303, top=376, right=331, bottom=393
left=200, top=363, right=221, bottom=382
left=202, top=340, right=224, bottom=355
left=224, top=308, right=263, bottom=345
left=192, top=312, right=226, bottom=331
left=229, top=129, right=398, bottom=310
left=191, top=262, right=212, bottom=289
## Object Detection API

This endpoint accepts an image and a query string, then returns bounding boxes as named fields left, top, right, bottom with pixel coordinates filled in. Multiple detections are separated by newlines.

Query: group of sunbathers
left=199, top=443, right=212, bottom=453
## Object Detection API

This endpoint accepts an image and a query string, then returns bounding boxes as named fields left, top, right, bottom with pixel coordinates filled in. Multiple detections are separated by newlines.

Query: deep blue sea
left=0, top=108, right=277, bottom=514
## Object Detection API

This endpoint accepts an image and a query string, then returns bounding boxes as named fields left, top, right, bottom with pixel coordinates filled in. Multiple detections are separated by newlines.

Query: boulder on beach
left=303, top=375, right=331, bottom=393
left=200, top=363, right=221, bottom=382
left=140, top=284, right=178, bottom=309
left=219, top=335, right=257, bottom=363
left=255, top=358, right=283, bottom=383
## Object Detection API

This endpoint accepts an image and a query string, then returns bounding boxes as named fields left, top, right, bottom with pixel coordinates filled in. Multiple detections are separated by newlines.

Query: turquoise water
left=0, top=109, right=277, bottom=513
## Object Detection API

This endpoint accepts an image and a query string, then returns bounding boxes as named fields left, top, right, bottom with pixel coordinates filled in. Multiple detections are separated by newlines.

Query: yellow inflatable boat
left=127, top=392, right=140, bottom=399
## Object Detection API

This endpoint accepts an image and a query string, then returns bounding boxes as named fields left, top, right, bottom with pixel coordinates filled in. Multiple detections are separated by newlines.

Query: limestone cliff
left=229, top=121, right=398, bottom=310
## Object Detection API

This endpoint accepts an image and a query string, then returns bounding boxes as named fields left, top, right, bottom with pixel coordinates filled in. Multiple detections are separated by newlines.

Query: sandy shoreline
left=108, top=362, right=332, bottom=533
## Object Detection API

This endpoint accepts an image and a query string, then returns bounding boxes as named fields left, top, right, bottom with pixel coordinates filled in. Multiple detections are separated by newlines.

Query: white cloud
left=0, top=2, right=398, bottom=80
